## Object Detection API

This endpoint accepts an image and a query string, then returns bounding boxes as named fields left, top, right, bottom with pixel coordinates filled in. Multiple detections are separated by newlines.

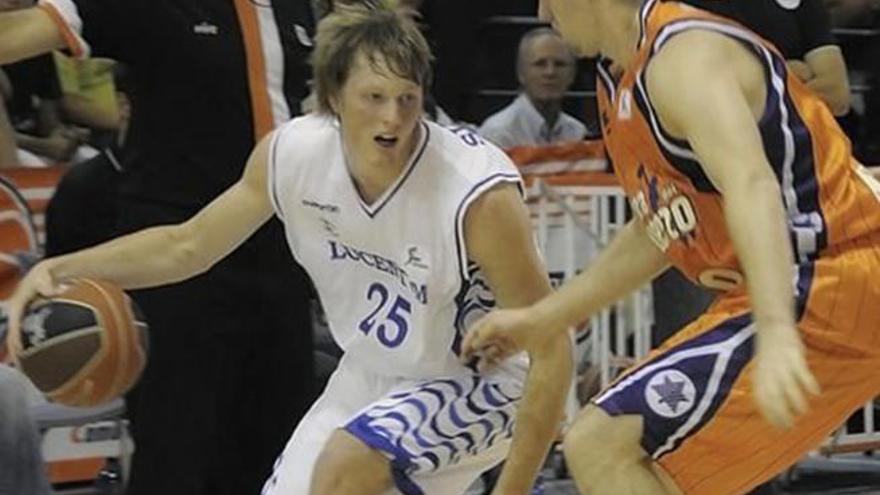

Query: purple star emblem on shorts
left=651, top=375, right=690, bottom=414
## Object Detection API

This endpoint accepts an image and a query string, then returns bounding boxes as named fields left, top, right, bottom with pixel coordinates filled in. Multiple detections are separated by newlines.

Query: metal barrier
left=823, top=402, right=880, bottom=455
left=524, top=173, right=653, bottom=389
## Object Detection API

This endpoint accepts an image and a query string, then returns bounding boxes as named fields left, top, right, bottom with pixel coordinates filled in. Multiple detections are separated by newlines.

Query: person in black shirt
left=0, top=2, right=317, bottom=494
left=687, top=0, right=851, bottom=116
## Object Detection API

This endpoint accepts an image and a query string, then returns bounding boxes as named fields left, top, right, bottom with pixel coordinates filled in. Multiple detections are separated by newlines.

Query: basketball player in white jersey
left=5, top=2, right=572, bottom=494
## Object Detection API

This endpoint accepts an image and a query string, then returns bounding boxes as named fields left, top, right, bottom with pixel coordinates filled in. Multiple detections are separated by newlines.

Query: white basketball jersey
left=268, top=114, right=526, bottom=379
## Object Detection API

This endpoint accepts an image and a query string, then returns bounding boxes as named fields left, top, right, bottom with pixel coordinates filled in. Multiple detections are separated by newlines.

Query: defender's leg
left=564, top=405, right=681, bottom=494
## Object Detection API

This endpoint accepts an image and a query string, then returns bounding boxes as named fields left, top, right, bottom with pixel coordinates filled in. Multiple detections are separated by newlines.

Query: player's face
left=334, top=51, right=424, bottom=167
left=538, top=0, right=602, bottom=58
left=519, top=34, right=576, bottom=104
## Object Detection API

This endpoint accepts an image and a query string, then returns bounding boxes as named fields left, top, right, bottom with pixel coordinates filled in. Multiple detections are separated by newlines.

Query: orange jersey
left=596, top=0, right=880, bottom=292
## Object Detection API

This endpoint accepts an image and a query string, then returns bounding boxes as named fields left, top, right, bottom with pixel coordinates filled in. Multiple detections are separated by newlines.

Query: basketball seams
left=17, top=325, right=102, bottom=360
left=56, top=282, right=117, bottom=404
left=39, top=293, right=110, bottom=404
left=82, top=279, right=130, bottom=403
left=119, top=292, right=145, bottom=391
left=126, top=296, right=147, bottom=382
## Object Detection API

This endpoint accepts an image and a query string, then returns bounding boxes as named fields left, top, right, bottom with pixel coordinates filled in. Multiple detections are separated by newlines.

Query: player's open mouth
left=375, top=135, right=398, bottom=148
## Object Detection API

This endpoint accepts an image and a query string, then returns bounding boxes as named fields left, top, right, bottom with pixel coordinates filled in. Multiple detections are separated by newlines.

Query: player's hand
left=786, top=59, right=814, bottom=82
left=5, top=260, right=66, bottom=360
left=753, top=325, right=820, bottom=429
left=461, top=307, right=548, bottom=372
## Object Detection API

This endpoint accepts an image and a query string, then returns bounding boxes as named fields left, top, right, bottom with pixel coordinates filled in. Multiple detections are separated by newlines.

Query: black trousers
left=74, top=194, right=316, bottom=495
left=45, top=162, right=318, bottom=494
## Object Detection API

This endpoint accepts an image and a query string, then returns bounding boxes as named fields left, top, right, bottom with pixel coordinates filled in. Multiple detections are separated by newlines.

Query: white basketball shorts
left=261, top=354, right=523, bottom=494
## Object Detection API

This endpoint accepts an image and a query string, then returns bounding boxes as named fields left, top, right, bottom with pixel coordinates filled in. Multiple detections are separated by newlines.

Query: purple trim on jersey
left=631, top=74, right=718, bottom=194
left=358, top=121, right=430, bottom=219
left=452, top=265, right=496, bottom=364
left=768, top=57, right=827, bottom=260
left=596, top=58, right=617, bottom=103
left=649, top=18, right=829, bottom=262
left=453, top=173, right=523, bottom=282
left=638, top=0, right=660, bottom=50
left=594, top=315, right=755, bottom=458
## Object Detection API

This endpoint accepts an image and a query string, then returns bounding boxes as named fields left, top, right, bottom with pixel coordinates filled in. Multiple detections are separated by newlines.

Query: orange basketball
left=14, top=278, right=148, bottom=407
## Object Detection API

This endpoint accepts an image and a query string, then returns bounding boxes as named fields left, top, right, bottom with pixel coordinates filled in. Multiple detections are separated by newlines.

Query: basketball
left=13, top=278, right=148, bottom=407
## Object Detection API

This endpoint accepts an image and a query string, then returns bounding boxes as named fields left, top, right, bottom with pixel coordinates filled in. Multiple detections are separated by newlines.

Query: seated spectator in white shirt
left=479, top=27, right=587, bottom=149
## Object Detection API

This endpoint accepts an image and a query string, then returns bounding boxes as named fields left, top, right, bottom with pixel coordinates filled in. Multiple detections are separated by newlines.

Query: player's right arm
left=0, top=7, right=65, bottom=66
left=646, top=29, right=820, bottom=428
left=5, top=134, right=277, bottom=352
left=463, top=218, right=668, bottom=361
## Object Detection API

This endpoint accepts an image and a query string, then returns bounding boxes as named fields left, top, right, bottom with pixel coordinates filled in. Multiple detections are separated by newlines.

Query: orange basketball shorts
left=593, top=233, right=880, bottom=494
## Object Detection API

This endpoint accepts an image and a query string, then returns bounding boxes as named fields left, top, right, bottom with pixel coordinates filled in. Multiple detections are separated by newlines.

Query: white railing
left=525, top=176, right=653, bottom=389
left=822, top=402, right=880, bottom=455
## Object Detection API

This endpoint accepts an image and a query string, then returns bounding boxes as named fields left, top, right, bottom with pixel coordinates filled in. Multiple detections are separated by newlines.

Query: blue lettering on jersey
left=447, top=125, right=485, bottom=147
left=329, top=240, right=428, bottom=304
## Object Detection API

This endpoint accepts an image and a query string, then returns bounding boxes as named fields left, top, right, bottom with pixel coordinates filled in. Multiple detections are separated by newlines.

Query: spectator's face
left=333, top=51, right=424, bottom=167
left=519, top=34, right=576, bottom=104
left=539, top=0, right=601, bottom=57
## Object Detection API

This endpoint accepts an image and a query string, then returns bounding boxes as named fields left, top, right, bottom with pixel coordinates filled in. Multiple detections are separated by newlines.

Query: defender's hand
left=753, top=326, right=820, bottom=428
left=5, top=260, right=65, bottom=359
left=461, top=307, right=547, bottom=371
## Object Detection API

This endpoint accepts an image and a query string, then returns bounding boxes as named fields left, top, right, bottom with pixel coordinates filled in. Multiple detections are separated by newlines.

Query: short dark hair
left=516, top=27, right=575, bottom=76
left=311, top=0, right=433, bottom=115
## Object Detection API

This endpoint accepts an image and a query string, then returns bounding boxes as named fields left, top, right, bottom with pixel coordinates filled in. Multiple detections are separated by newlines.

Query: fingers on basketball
left=14, top=278, right=149, bottom=407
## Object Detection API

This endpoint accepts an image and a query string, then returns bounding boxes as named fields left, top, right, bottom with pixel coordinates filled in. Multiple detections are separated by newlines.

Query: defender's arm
left=463, top=218, right=668, bottom=361
left=464, top=183, right=572, bottom=495
left=647, top=29, right=819, bottom=427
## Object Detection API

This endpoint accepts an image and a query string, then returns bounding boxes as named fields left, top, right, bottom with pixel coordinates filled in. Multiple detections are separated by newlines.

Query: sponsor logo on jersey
left=645, top=369, right=696, bottom=418
left=302, top=199, right=340, bottom=213
left=631, top=165, right=698, bottom=251
left=403, top=245, right=429, bottom=270
left=320, top=217, right=339, bottom=237
left=329, top=240, right=428, bottom=304
left=193, top=22, right=219, bottom=36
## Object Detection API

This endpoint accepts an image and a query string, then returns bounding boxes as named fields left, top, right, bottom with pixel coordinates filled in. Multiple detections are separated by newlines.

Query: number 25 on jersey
left=358, top=282, right=411, bottom=348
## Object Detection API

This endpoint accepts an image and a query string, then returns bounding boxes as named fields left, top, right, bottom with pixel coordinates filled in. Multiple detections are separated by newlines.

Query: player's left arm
left=464, top=182, right=573, bottom=495
left=646, top=30, right=819, bottom=428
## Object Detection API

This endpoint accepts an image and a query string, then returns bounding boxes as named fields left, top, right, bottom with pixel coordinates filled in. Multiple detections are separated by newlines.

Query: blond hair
left=311, top=0, right=433, bottom=115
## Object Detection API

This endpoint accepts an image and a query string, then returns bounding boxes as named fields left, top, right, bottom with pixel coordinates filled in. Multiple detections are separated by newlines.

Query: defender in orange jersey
left=462, top=0, right=880, bottom=494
